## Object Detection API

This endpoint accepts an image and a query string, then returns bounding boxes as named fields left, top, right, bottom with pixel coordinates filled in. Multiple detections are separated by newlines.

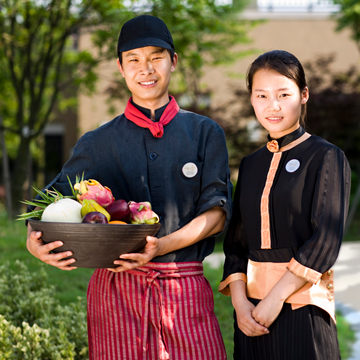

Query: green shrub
left=0, top=316, right=76, bottom=360
left=0, top=261, right=88, bottom=360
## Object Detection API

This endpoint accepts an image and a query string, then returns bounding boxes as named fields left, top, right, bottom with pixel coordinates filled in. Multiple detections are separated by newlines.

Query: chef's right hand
left=26, top=223, right=77, bottom=270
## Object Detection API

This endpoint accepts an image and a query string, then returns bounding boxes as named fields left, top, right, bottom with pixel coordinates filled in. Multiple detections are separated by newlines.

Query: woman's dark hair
left=246, top=50, right=308, bottom=127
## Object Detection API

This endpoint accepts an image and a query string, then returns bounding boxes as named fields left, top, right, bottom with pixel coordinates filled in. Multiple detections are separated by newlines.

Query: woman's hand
left=234, top=297, right=270, bottom=337
left=107, top=236, right=161, bottom=272
left=26, top=224, right=77, bottom=271
left=252, top=269, right=308, bottom=328
left=229, top=280, right=269, bottom=337
left=252, top=294, right=284, bottom=328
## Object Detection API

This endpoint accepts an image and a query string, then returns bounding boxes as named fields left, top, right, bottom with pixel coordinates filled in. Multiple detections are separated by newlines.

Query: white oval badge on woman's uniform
left=182, top=162, right=198, bottom=178
left=285, top=159, right=300, bottom=173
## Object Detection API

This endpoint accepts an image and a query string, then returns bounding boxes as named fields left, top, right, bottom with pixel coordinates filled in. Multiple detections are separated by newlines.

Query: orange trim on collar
left=279, top=132, right=311, bottom=152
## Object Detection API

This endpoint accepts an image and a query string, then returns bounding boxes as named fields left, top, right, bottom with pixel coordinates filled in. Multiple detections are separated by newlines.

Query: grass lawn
left=344, top=217, right=360, bottom=242
left=0, top=211, right=356, bottom=359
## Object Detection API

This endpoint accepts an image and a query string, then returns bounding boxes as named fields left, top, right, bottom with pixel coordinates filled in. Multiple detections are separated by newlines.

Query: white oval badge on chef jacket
left=182, top=162, right=198, bottom=178
left=285, top=159, right=300, bottom=173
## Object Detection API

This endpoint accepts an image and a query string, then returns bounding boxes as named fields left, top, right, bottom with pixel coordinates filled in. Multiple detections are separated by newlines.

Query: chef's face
left=250, top=68, right=309, bottom=139
left=117, top=46, right=177, bottom=109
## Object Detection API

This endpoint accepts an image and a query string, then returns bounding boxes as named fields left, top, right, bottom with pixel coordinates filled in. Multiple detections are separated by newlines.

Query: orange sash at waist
left=246, top=260, right=336, bottom=323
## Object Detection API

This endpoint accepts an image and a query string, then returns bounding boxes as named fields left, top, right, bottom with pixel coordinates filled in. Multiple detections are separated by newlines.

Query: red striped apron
left=87, top=262, right=226, bottom=360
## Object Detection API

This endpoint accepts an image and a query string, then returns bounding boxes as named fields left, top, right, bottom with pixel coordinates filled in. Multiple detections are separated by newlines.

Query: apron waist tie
left=126, top=262, right=204, bottom=360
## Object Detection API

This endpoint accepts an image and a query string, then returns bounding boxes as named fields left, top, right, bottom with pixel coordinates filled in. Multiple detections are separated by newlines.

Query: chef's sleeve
left=195, top=126, right=233, bottom=232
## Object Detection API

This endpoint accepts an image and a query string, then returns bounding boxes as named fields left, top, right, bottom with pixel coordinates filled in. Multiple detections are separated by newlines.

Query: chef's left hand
left=252, top=293, right=284, bottom=329
left=107, top=236, right=161, bottom=272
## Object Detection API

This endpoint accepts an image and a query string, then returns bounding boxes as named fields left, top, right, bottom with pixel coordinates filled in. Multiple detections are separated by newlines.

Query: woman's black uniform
left=222, top=132, right=351, bottom=360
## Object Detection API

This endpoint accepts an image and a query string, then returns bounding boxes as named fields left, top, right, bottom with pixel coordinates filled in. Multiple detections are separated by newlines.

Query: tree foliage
left=0, top=0, right=254, bottom=216
left=334, top=0, right=360, bottom=52
left=304, top=54, right=360, bottom=164
left=106, top=0, right=257, bottom=107
left=147, top=0, right=255, bottom=97
left=0, top=0, right=132, bottom=215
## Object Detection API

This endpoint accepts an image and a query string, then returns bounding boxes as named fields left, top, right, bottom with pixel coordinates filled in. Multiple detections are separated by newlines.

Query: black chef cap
left=117, top=15, right=175, bottom=55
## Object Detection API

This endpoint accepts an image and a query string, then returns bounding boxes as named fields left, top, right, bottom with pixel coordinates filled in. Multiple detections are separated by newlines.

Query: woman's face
left=250, top=68, right=309, bottom=139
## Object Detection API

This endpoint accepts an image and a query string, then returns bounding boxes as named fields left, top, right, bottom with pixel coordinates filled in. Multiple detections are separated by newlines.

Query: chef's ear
left=117, top=58, right=125, bottom=78
left=170, top=53, right=178, bottom=73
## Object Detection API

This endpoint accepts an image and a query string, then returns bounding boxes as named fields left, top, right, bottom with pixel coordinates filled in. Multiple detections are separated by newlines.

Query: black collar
left=267, top=126, right=305, bottom=148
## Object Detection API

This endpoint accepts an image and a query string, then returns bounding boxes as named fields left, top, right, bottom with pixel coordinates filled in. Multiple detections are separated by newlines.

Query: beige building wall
left=78, top=13, right=360, bottom=136
left=203, top=15, right=359, bottom=109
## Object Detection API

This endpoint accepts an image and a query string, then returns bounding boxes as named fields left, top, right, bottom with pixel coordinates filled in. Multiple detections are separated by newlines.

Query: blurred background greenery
left=0, top=0, right=359, bottom=358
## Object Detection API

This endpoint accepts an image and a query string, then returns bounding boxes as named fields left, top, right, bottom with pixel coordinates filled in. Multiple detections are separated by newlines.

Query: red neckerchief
left=124, top=96, right=180, bottom=138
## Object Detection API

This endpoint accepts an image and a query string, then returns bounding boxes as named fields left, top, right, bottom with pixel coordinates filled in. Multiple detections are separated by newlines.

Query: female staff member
left=219, top=50, right=351, bottom=360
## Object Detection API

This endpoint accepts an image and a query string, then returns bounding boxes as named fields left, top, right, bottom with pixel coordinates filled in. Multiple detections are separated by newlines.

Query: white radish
left=41, top=198, right=83, bottom=223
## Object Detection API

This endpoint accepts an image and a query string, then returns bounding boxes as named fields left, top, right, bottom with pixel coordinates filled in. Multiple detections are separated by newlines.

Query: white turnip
left=41, top=198, right=83, bottom=223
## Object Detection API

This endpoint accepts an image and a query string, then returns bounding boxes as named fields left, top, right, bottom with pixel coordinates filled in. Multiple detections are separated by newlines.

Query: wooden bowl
left=28, top=219, right=161, bottom=268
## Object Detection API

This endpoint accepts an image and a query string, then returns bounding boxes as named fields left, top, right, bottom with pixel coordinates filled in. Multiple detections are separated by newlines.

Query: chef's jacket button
left=150, top=152, right=157, bottom=160
left=326, top=283, right=333, bottom=290
left=327, top=270, right=332, bottom=276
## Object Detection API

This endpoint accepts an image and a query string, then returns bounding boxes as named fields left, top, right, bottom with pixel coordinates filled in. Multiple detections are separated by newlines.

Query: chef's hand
left=108, top=207, right=225, bottom=273
left=26, top=224, right=77, bottom=271
left=107, top=236, right=161, bottom=272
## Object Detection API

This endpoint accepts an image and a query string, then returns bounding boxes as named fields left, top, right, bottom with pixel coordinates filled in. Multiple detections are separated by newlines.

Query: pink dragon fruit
left=128, top=201, right=159, bottom=225
left=73, top=179, right=114, bottom=208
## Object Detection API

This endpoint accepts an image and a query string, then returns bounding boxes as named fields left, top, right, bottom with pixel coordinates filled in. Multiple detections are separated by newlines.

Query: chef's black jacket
left=37, top=104, right=232, bottom=263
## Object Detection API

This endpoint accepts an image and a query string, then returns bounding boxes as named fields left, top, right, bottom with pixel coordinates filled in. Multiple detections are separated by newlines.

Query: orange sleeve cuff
left=287, top=258, right=322, bottom=284
left=218, top=273, right=247, bottom=296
